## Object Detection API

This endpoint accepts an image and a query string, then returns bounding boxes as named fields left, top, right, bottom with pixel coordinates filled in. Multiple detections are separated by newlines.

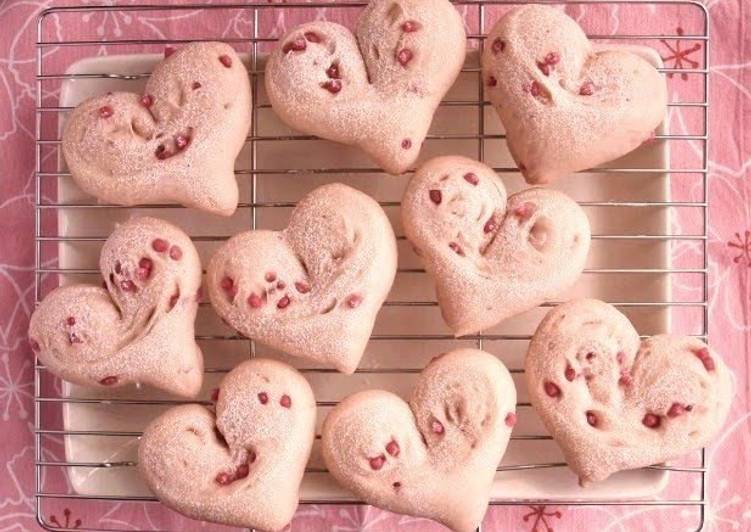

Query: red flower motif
left=522, top=505, right=562, bottom=531
left=49, top=507, right=82, bottom=529
left=660, top=27, right=702, bottom=81
left=727, top=230, right=751, bottom=266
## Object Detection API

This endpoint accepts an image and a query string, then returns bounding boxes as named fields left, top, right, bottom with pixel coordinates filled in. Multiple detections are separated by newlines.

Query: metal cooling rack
left=34, top=1, right=710, bottom=531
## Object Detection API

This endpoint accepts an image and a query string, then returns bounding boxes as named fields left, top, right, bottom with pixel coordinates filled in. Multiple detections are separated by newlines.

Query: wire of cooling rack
left=34, top=2, right=710, bottom=531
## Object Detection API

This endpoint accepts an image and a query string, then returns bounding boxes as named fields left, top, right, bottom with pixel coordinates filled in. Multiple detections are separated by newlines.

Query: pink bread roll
left=526, top=299, right=733, bottom=486
left=321, top=348, right=516, bottom=532
left=402, top=156, right=591, bottom=336
left=62, top=42, right=251, bottom=215
left=139, top=358, right=316, bottom=531
left=207, top=183, right=397, bottom=373
left=481, top=5, right=667, bottom=184
left=28, top=217, right=203, bottom=397
left=264, top=0, right=466, bottom=175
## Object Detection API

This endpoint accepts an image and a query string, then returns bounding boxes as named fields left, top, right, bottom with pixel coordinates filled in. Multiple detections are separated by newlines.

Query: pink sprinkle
left=265, top=272, right=277, bottom=283
left=401, top=138, right=412, bottom=149
left=487, top=76, right=498, bottom=87
left=386, top=440, right=400, bottom=456
left=369, top=455, right=385, bottom=470
left=220, top=276, right=234, bottom=291
left=192, top=81, right=202, bottom=90
left=169, top=245, right=183, bottom=260
left=98, top=106, right=113, bottom=118
left=211, top=388, right=220, bottom=402
left=326, top=63, right=340, bottom=79
left=247, top=293, right=264, bottom=309
left=514, top=202, right=536, bottom=220
left=431, top=419, right=445, bottom=434
left=491, top=38, right=505, bottom=54
left=505, top=412, right=517, bottom=427
left=277, top=295, right=291, bottom=309
left=99, top=376, right=118, bottom=386
left=152, top=238, right=169, bottom=252
left=619, top=370, right=632, bottom=387
left=565, top=364, right=576, bottom=382
left=258, top=392, right=268, bottom=404
left=642, top=413, right=661, bottom=428
left=155, top=145, right=169, bottom=160
left=219, top=55, right=232, bottom=68
left=463, top=172, right=479, bottom=185
left=586, top=411, right=598, bottom=427
left=175, top=134, right=190, bottom=150
left=429, top=189, right=442, bottom=204
left=282, top=38, right=307, bottom=53
left=694, top=347, right=715, bottom=371
left=280, top=394, right=292, bottom=408
left=667, top=403, right=688, bottom=418
left=483, top=215, right=497, bottom=234
left=321, top=79, right=342, bottom=94
left=295, top=281, right=311, bottom=294
left=396, top=48, right=413, bottom=66
left=401, top=20, right=421, bottom=32
left=448, top=242, right=464, bottom=256
left=164, top=46, right=176, bottom=58
left=120, top=280, right=137, bottom=293
left=215, top=472, right=232, bottom=485
left=136, top=257, right=153, bottom=281
left=544, top=381, right=561, bottom=398
left=530, top=81, right=541, bottom=97
left=66, top=316, right=76, bottom=326
left=235, top=463, right=250, bottom=480
left=579, top=81, right=595, bottom=96
left=140, top=94, right=154, bottom=108
left=304, top=31, right=321, bottom=43
left=345, top=294, right=362, bottom=309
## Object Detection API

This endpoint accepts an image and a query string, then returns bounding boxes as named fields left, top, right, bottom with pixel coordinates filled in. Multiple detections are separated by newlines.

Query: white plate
left=57, top=49, right=670, bottom=502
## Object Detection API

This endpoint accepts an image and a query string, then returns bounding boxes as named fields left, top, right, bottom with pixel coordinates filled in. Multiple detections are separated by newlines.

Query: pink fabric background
left=1, top=0, right=749, bottom=530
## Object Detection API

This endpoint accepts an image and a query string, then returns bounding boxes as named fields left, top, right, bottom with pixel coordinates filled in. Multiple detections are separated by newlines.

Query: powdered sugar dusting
left=401, top=155, right=591, bottom=336
left=62, top=42, right=251, bottom=215
left=525, top=299, right=733, bottom=485
left=321, top=349, right=516, bottom=532
left=28, top=217, right=203, bottom=397
left=481, top=5, right=667, bottom=184
left=264, top=0, right=466, bottom=175
left=139, top=358, right=316, bottom=529
left=206, top=183, right=397, bottom=374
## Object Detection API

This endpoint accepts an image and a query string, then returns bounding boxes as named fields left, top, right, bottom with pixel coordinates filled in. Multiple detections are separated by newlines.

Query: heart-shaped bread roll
left=264, top=0, right=466, bottom=175
left=207, top=183, right=397, bottom=373
left=139, top=358, right=316, bottom=531
left=62, top=42, right=251, bottom=215
left=402, top=156, right=591, bottom=336
left=28, top=217, right=203, bottom=397
left=481, top=5, right=667, bottom=184
left=322, top=348, right=516, bottom=532
left=526, top=299, right=733, bottom=485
